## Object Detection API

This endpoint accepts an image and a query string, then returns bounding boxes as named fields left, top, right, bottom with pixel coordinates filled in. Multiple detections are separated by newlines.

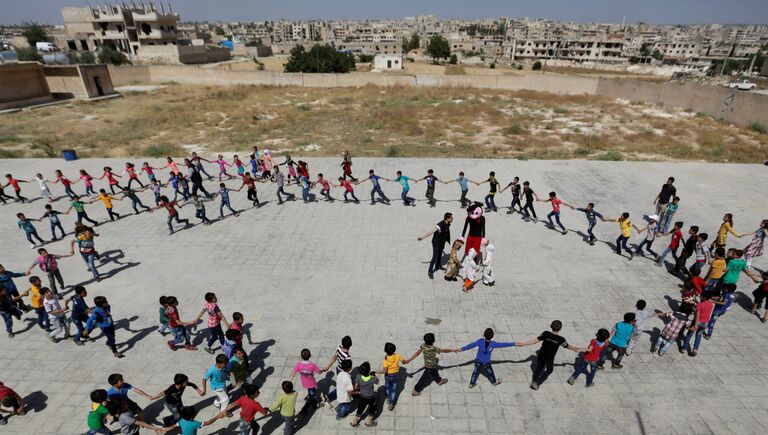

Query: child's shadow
left=735, top=291, right=755, bottom=312
left=207, top=419, right=240, bottom=434
left=115, top=316, right=156, bottom=354
left=258, top=413, right=287, bottom=435
left=664, top=295, right=680, bottom=311
left=24, top=391, right=48, bottom=413
left=15, top=318, right=38, bottom=335
left=141, top=397, right=167, bottom=425
left=249, top=339, right=276, bottom=387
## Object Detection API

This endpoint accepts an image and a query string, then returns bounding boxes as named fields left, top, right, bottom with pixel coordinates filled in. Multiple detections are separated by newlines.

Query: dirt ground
left=1, top=84, right=766, bottom=162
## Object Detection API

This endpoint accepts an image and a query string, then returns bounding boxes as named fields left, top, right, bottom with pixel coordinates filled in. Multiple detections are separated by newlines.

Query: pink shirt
left=80, top=174, right=93, bottom=186
left=696, top=300, right=715, bottom=324
left=292, top=361, right=320, bottom=389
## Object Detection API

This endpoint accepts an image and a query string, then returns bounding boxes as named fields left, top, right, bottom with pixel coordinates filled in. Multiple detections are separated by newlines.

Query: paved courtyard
left=0, top=157, right=766, bottom=435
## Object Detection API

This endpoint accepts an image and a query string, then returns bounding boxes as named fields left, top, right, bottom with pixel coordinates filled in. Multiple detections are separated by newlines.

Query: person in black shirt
left=654, top=177, right=676, bottom=218
left=159, top=373, right=203, bottom=424
left=184, top=159, right=212, bottom=199
left=517, top=320, right=581, bottom=391
left=520, top=181, right=537, bottom=221
left=499, top=176, right=522, bottom=215
left=65, top=285, right=90, bottom=345
left=673, top=225, right=699, bottom=276
left=417, top=169, right=439, bottom=208
left=476, top=172, right=500, bottom=212
left=417, top=213, right=453, bottom=279
left=0, top=287, right=24, bottom=338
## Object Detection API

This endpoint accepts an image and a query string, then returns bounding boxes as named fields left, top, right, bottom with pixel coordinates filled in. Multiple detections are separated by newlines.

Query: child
left=233, top=154, right=246, bottom=177
left=461, top=248, right=480, bottom=292
left=341, top=150, right=357, bottom=182
left=167, top=405, right=221, bottom=435
left=92, top=189, right=121, bottom=222
left=660, top=196, right=680, bottom=233
left=536, top=191, right=572, bottom=234
left=270, top=381, right=298, bottom=435
left=499, top=176, right=522, bottom=214
left=177, top=174, right=190, bottom=201
left=517, top=320, right=581, bottom=390
left=377, top=342, right=405, bottom=411
left=219, top=383, right=268, bottom=434
left=460, top=328, right=514, bottom=388
left=315, top=173, right=334, bottom=202
left=84, top=296, right=124, bottom=357
left=149, top=179, right=163, bottom=205
left=690, top=233, right=711, bottom=277
left=98, top=166, right=123, bottom=194
left=443, top=239, right=464, bottom=281
left=230, top=312, right=245, bottom=334
left=651, top=305, right=693, bottom=356
left=332, top=360, right=354, bottom=420
left=223, top=329, right=240, bottom=359
left=597, top=313, right=635, bottom=369
left=155, top=195, right=191, bottom=235
left=567, top=328, right=609, bottom=388
left=28, top=247, right=72, bottom=296
left=477, top=171, right=499, bottom=212
left=404, top=333, right=457, bottom=396
left=42, top=287, right=69, bottom=342
left=237, top=173, right=261, bottom=207
left=65, top=285, right=89, bottom=345
left=160, top=373, right=203, bottom=424
left=417, top=169, right=439, bottom=207
left=34, top=173, right=53, bottom=202
left=751, top=272, right=768, bottom=323
left=349, top=362, right=378, bottom=428
left=721, top=249, right=761, bottom=290
left=76, top=169, right=96, bottom=196
left=683, top=293, right=715, bottom=356
left=520, top=181, right=537, bottom=221
left=335, top=177, right=359, bottom=203
left=190, top=192, right=212, bottom=225
left=674, top=225, right=700, bottom=276
left=191, top=152, right=214, bottom=180
left=0, top=179, right=13, bottom=204
left=320, top=335, right=353, bottom=405
left=17, top=213, right=44, bottom=248
left=40, top=204, right=68, bottom=240
left=279, top=154, right=297, bottom=183
left=444, top=171, right=475, bottom=208
left=290, top=348, right=324, bottom=411
left=217, top=183, right=239, bottom=218
left=575, top=203, right=604, bottom=245
left=213, top=154, right=233, bottom=181
left=193, top=292, right=230, bottom=354
left=107, top=373, right=154, bottom=418
left=86, top=389, right=110, bottom=435
left=115, top=397, right=164, bottom=434
left=657, top=221, right=685, bottom=266
left=361, top=169, right=390, bottom=205
left=53, top=169, right=76, bottom=199
left=122, top=162, right=144, bottom=189
left=392, top=171, right=415, bottom=206
left=121, top=186, right=150, bottom=215
left=228, top=346, right=251, bottom=387
left=705, top=248, right=727, bottom=288
left=67, top=195, right=99, bottom=226
left=157, top=296, right=171, bottom=335
left=168, top=172, right=181, bottom=201
left=480, top=240, right=495, bottom=286
left=202, top=354, right=232, bottom=413
left=705, top=283, right=736, bottom=339
left=712, top=213, right=740, bottom=253
left=159, top=156, right=182, bottom=176
left=165, top=296, right=198, bottom=352
left=274, top=165, right=295, bottom=204
left=4, top=174, right=28, bottom=202
left=604, top=213, right=640, bottom=260
left=0, top=287, right=24, bottom=338
left=627, top=299, right=651, bottom=355
left=140, top=162, right=157, bottom=183
left=635, top=215, right=660, bottom=258
left=23, top=276, right=49, bottom=331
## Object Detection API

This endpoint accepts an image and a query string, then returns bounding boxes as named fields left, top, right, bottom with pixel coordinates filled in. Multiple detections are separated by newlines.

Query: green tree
left=639, top=44, right=651, bottom=57
left=79, top=51, right=96, bottom=64
left=358, top=54, right=374, bottom=63
left=98, top=46, right=131, bottom=65
left=652, top=49, right=664, bottom=61
left=15, top=46, right=42, bottom=62
left=21, top=22, right=51, bottom=47
left=449, top=54, right=458, bottom=65
left=284, top=44, right=355, bottom=73
left=402, top=32, right=420, bottom=53
left=426, top=35, right=450, bottom=63
left=532, top=60, right=542, bottom=71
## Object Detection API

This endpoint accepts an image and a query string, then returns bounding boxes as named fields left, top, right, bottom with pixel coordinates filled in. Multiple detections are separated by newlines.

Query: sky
left=2, top=0, right=768, bottom=26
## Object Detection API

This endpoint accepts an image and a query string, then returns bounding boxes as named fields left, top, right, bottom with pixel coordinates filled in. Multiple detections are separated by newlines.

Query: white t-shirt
left=44, top=296, right=64, bottom=318
left=335, top=371, right=353, bottom=404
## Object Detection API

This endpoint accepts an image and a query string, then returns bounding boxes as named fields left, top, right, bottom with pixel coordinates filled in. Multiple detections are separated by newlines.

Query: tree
left=639, top=44, right=651, bottom=57
left=284, top=44, right=355, bottom=73
left=15, top=46, right=42, bottom=62
left=449, top=54, right=458, bottom=65
left=98, top=46, right=131, bottom=65
left=79, top=51, right=96, bottom=64
left=402, top=32, right=420, bottom=53
left=532, top=60, right=542, bottom=71
left=426, top=35, right=450, bottom=64
left=652, top=49, right=664, bottom=61
left=22, top=22, right=51, bottom=47
left=358, top=54, right=374, bottom=63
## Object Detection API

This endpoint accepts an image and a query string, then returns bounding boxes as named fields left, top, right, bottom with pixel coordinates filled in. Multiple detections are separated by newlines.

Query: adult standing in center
left=653, top=177, right=677, bottom=224
left=418, top=213, right=453, bottom=280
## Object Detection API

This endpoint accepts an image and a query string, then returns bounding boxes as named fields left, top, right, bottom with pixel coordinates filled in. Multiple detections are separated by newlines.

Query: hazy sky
left=3, top=0, right=768, bottom=26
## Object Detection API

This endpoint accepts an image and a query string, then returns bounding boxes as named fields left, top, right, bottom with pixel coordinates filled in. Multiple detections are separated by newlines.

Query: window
left=117, top=24, right=123, bottom=32
left=67, top=40, right=77, bottom=50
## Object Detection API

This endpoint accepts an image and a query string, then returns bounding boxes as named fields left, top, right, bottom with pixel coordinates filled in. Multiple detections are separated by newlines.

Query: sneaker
left=650, top=346, right=657, bottom=353
left=567, top=377, right=575, bottom=385
left=703, top=334, right=711, bottom=340
left=30, top=244, right=36, bottom=249
left=652, top=352, right=659, bottom=358
left=688, top=350, right=697, bottom=357
left=411, top=391, right=421, bottom=396
left=585, top=383, right=595, bottom=388
left=596, top=365, right=604, bottom=371
left=184, top=344, right=198, bottom=351
left=113, top=352, right=125, bottom=358
left=628, top=253, right=634, bottom=260
left=364, top=421, right=377, bottom=427
left=493, top=379, right=502, bottom=386
left=761, top=317, right=767, bottom=324
left=658, top=351, right=665, bottom=357
left=678, top=346, right=685, bottom=354
left=204, top=346, right=214, bottom=354
left=437, top=379, right=448, bottom=386
left=75, top=340, right=85, bottom=346
left=468, top=383, right=476, bottom=388
left=387, top=404, right=395, bottom=411
left=167, top=341, right=177, bottom=351
left=529, top=382, right=539, bottom=391
left=561, top=230, right=568, bottom=235
left=611, top=364, right=623, bottom=369
left=7, top=332, right=14, bottom=338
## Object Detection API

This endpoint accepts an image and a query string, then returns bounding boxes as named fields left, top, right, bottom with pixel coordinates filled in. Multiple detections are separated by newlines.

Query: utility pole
left=720, top=43, right=736, bottom=76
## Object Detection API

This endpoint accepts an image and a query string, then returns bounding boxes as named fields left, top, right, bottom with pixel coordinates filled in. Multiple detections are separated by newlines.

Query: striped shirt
left=335, top=346, right=350, bottom=374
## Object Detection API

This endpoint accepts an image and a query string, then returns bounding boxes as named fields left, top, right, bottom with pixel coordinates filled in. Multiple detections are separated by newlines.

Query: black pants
left=127, top=178, right=144, bottom=189
left=192, top=182, right=212, bottom=199
left=428, top=244, right=443, bottom=274
left=355, top=396, right=376, bottom=417
left=426, top=186, right=435, bottom=206
left=510, top=196, right=521, bottom=211
left=0, top=397, right=20, bottom=423
left=247, top=188, right=259, bottom=206
left=414, top=366, right=442, bottom=392
left=47, top=269, right=64, bottom=295
left=522, top=201, right=537, bottom=219
left=674, top=250, right=693, bottom=273
left=532, top=357, right=554, bottom=385
left=460, top=189, right=470, bottom=207
left=108, top=184, right=123, bottom=194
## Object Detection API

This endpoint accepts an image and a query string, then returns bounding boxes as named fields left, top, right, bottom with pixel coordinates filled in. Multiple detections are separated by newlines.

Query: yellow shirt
left=97, top=194, right=113, bottom=209
left=717, top=222, right=736, bottom=245
left=708, top=258, right=727, bottom=279
left=620, top=219, right=632, bottom=238
left=29, top=284, right=43, bottom=308
left=382, top=353, right=404, bottom=375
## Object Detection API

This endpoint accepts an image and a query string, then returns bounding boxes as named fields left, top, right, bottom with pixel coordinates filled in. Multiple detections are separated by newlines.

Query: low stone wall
left=0, top=62, right=53, bottom=110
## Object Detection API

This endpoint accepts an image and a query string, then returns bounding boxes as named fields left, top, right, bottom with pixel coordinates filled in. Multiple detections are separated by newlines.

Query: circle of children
left=0, top=150, right=767, bottom=434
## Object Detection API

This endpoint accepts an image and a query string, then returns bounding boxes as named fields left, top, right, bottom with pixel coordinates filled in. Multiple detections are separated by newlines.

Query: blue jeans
left=85, top=185, right=95, bottom=196
left=684, top=322, right=708, bottom=351
left=370, top=186, right=389, bottom=203
left=586, top=221, right=597, bottom=241
left=131, top=198, right=149, bottom=213
left=654, top=336, right=678, bottom=354
left=73, top=318, right=85, bottom=342
left=547, top=211, right=565, bottom=231
left=661, top=212, right=676, bottom=233
left=238, top=418, right=259, bottom=435
left=35, top=306, right=50, bottom=329
left=276, top=186, right=293, bottom=203
left=400, top=189, right=412, bottom=205
left=571, top=360, right=598, bottom=385
left=80, top=252, right=99, bottom=279
left=657, top=245, right=678, bottom=264
left=1, top=308, right=22, bottom=333
left=219, top=200, right=236, bottom=217
left=336, top=401, right=351, bottom=419
left=635, top=239, right=658, bottom=256
left=690, top=261, right=706, bottom=277
left=76, top=210, right=98, bottom=225
left=87, top=428, right=111, bottom=435
left=282, top=416, right=294, bottom=435
left=172, top=325, right=189, bottom=346
left=207, top=324, right=224, bottom=348
left=384, top=374, right=398, bottom=404
left=470, top=361, right=497, bottom=385
left=64, top=185, right=76, bottom=198
left=484, top=194, right=497, bottom=210
left=50, top=221, right=65, bottom=239
left=301, top=187, right=310, bottom=202
left=706, top=311, right=725, bottom=337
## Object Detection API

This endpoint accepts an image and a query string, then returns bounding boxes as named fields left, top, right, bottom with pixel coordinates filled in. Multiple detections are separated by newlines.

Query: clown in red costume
left=462, top=202, right=486, bottom=261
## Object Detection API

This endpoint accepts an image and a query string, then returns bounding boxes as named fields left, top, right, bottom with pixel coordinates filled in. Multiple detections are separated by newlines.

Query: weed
left=298, top=104, right=311, bottom=112
left=504, top=123, right=525, bottom=135
left=750, top=122, right=767, bottom=134
left=0, top=148, right=21, bottom=158
left=386, top=146, right=400, bottom=157
left=591, top=150, right=624, bottom=161
left=553, top=107, right=568, bottom=114
left=0, top=135, right=19, bottom=143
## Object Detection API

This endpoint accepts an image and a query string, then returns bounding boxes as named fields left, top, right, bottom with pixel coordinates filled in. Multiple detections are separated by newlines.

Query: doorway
left=93, top=76, right=104, bottom=96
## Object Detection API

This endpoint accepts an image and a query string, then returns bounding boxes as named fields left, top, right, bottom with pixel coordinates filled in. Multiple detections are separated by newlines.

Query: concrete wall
left=108, top=65, right=151, bottom=83
left=0, top=62, right=53, bottom=110
left=177, top=45, right=230, bottom=64
left=77, top=64, right=116, bottom=97
left=44, top=64, right=116, bottom=99
left=595, top=78, right=768, bottom=127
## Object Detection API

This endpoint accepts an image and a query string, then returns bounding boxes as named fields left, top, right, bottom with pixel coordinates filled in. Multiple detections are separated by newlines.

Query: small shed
left=374, top=53, right=404, bottom=71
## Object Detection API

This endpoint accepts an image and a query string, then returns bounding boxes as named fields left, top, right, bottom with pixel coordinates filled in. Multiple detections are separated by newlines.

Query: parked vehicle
left=727, top=79, right=757, bottom=91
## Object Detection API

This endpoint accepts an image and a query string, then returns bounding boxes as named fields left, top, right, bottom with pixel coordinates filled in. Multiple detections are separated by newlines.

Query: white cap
left=648, top=214, right=659, bottom=221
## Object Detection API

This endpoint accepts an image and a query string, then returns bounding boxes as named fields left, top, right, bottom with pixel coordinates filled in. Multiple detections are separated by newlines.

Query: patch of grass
left=445, top=66, right=466, bottom=75
left=0, top=135, right=19, bottom=143
left=386, top=146, right=400, bottom=157
left=695, top=112, right=709, bottom=118
left=298, top=104, right=311, bottom=112
left=504, top=123, right=525, bottom=135
left=0, top=149, right=21, bottom=158
left=750, top=122, right=767, bottom=134
left=591, top=150, right=625, bottom=161
left=553, top=107, right=568, bottom=114
left=144, top=144, right=182, bottom=157
left=544, top=123, right=555, bottom=130
left=574, top=147, right=591, bottom=156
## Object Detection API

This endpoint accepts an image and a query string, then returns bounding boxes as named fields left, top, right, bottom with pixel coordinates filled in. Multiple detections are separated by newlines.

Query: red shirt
left=0, top=382, right=19, bottom=401
left=166, top=306, right=181, bottom=328
left=235, top=396, right=266, bottom=422
left=7, top=178, right=21, bottom=190
left=691, top=276, right=706, bottom=296
left=163, top=201, right=178, bottom=216
left=670, top=229, right=683, bottom=249
left=58, top=175, right=72, bottom=186
left=549, top=198, right=562, bottom=213
left=341, top=180, right=354, bottom=192
left=695, top=300, right=715, bottom=324
left=242, top=177, right=255, bottom=188
left=584, top=338, right=606, bottom=362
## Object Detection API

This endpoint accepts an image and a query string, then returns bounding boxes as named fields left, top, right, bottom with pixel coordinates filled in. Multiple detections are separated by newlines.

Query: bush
left=358, top=54, right=374, bottom=63
left=426, top=35, right=450, bottom=63
left=750, top=122, right=767, bottom=134
left=284, top=44, right=355, bottom=73
left=504, top=123, right=525, bottom=135
left=532, top=61, right=542, bottom=71
left=592, top=150, right=625, bottom=161
left=79, top=51, right=96, bottom=64
left=98, top=46, right=131, bottom=65
left=15, top=47, right=41, bottom=62
left=490, top=62, right=496, bottom=69
left=386, top=146, right=400, bottom=157
left=449, top=54, right=457, bottom=65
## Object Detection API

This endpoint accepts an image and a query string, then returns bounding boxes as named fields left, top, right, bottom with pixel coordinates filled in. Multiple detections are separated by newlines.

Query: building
left=0, top=63, right=53, bottom=110
left=57, top=3, right=229, bottom=64
left=374, top=53, right=404, bottom=71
